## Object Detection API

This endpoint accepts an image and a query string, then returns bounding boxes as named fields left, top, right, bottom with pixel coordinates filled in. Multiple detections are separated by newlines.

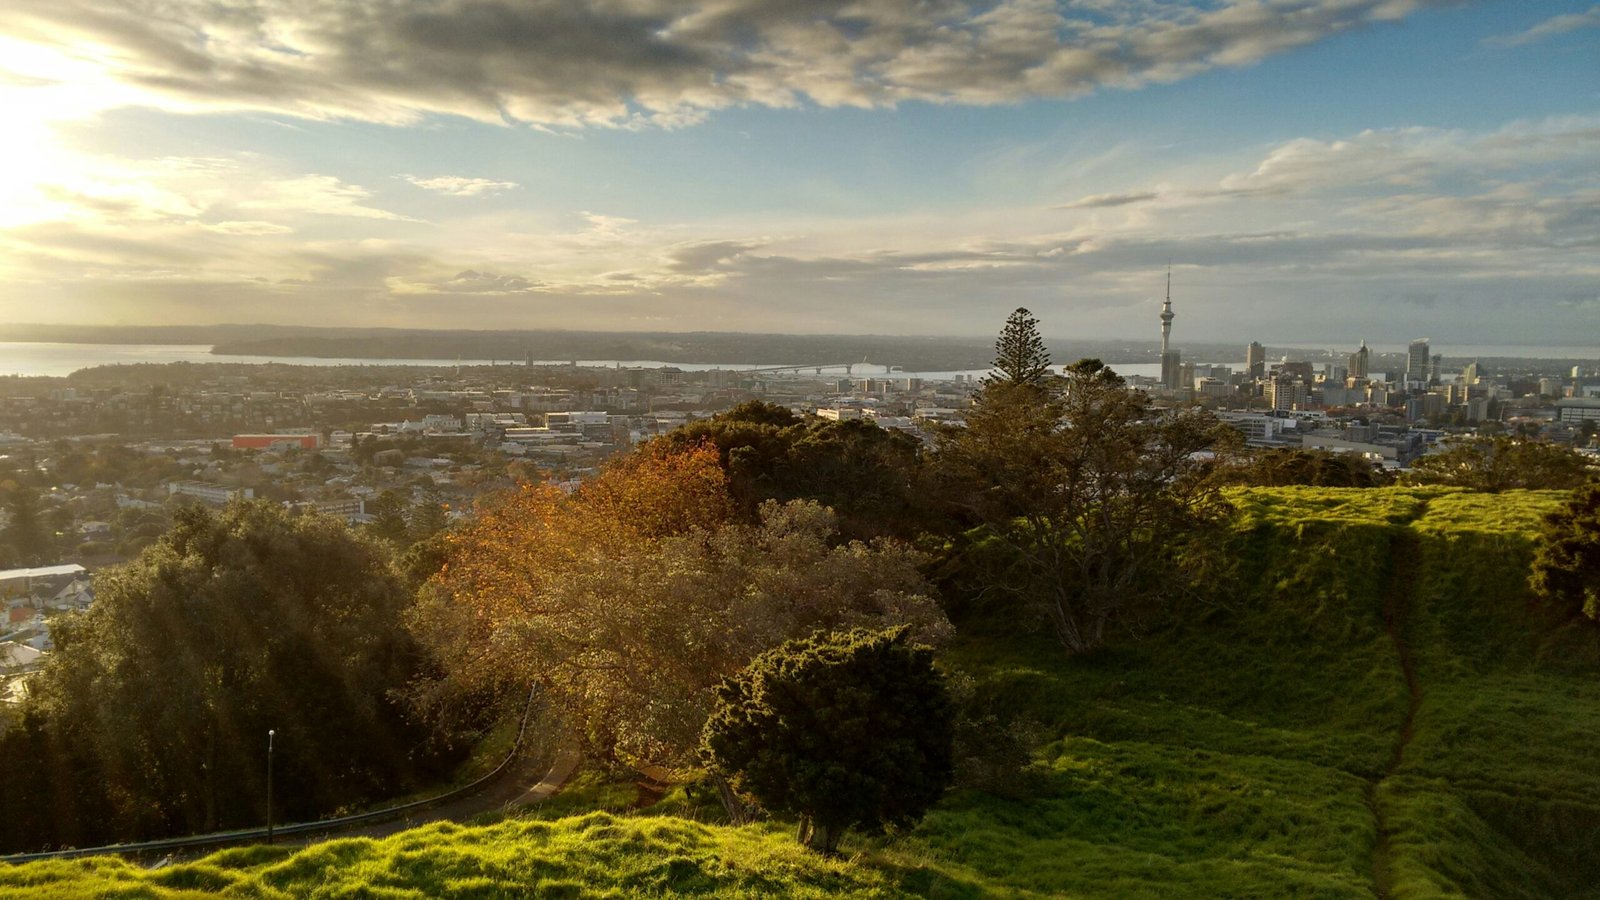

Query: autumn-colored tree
left=412, top=445, right=949, bottom=777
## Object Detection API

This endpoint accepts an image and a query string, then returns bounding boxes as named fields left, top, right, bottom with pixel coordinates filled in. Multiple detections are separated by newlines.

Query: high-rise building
left=1280, top=360, right=1314, bottom=382
left=1431, top=354, right=1443, bottom=385
left=1407, top=339, right=1431, bottom=383
left=1347, top=340, right=1370, bottom=381
left=1461, top=360, right=1480, bottom=386
left=1266, top=377, right=1307, bottom=411
left=1247, top=341, right=1265, bottom=380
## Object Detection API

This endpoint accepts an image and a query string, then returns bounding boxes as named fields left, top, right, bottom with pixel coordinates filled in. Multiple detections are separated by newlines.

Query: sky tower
left=1159, top=268, right=1181, bottom=390
left=1159, top=268, right=1175, bottom=357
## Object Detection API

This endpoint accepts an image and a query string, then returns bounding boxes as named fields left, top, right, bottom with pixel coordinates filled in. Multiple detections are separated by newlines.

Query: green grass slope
left=4, top=487, right=1594, bottom=899
left=0, top=815, right=922, bottom=899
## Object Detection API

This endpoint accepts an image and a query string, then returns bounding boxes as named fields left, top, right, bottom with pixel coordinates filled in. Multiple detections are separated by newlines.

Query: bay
left=0, top=341, right=1588, bottom=380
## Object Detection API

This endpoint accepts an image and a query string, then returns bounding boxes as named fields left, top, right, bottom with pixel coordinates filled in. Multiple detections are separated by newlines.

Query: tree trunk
left=712, top=772, right=754, bottom=825
left=803, top=820, right=842, bottom=854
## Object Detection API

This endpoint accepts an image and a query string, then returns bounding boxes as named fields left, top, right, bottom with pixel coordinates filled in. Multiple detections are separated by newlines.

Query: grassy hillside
left=5, top=486, right=1595, bottom=899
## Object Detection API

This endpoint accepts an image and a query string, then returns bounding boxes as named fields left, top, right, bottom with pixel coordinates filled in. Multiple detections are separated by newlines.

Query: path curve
left=0, top=689, right=580, bottom=864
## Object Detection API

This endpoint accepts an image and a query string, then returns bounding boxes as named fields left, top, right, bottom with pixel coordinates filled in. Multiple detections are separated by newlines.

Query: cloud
left=664, top=240, right=764, bottom=272
left=424, top=269, right=544, bottom=294
left=1058, top=116, right=1600, bottom=208
left=401, top=175, right=520, bottom=196
left=1059, top=191, right=1160, bottom=209
left=5, top=153, right=418, bottom=230
left=1485, top=5, right=1600, bottom=47
left=0, top=0, right=1455, bottom=128
left=2, top=112, right=1595, bottom=344
left=208, top=220, right=295, bottom=235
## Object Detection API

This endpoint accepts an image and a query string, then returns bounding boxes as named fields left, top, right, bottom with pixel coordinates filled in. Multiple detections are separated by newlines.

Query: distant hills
left=0, top=323, right=1250, bottom=371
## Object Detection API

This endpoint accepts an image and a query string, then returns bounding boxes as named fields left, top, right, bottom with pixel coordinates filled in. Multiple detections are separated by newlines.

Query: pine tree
left=985, top=308, right=1051, bottom=387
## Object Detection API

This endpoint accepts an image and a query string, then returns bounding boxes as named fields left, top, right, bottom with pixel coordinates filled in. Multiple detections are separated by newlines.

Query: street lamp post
left=266, top=729, right=276, bottom=844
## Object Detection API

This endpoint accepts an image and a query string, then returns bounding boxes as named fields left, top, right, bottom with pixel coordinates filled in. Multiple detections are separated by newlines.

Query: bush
left=701, top=627, right=954, bottom=853
left=1530, top=484, right=1600, bottom=621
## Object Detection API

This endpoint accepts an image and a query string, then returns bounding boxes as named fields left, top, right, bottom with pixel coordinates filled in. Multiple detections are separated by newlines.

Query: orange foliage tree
left=411, top=444, right=949, bottom=771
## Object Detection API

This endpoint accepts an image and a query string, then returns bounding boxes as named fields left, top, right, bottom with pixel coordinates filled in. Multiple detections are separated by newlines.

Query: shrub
left=701, top=627, right=954, bottom=853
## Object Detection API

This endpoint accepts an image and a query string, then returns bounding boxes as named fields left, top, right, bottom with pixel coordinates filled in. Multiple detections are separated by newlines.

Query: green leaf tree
left=985, top=307, right=1051, bottom=388
left=645, top=401, right=934, bottom=541
left=1530, top=484, right=1600, bottom=621
left=0, top=484, right=53, bottom=565
left=1216, top=448, right=1389, bottom=488
left=367, top=489, right=411, bottom=546
left=409, top=486, right=451, bottom=543
left=4, top=502, right=440, bottom=849
left=701, top=626, right=954, bottom=854
left=1406, top=436, right=1591, bottom=492
left=936, top=354, right=1236, bottom=653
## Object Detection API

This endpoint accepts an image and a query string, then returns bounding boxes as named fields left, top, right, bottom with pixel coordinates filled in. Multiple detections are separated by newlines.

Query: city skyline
left=0, top=2, right=1596, bottom=344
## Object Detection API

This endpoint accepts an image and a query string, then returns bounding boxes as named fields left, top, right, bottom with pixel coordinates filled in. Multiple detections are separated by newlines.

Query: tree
left=646, top=401, right=933, bottom=541
left=1407, top=436, right=1592, bottom=492
left=985, top=307, right=1051, bottom=387
left=3, top=502, right=443, bottom=849
left=412, top=446, right=949, bottom=776
left=935, top=356, right=1236, bottom=653
left=1215, top=448, right=1389, bottom=488
left=367, top=489, right=411, bottom=545
left=1530, top=484, right=1600, bottom=622
left=701, top=626, right=954, bottom=853
left=0, top=483, right=52, bottom=565
left=408, top=487, right=451, bottom=543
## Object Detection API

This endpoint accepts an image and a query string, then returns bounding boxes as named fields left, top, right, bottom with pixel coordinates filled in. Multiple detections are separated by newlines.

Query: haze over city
left=0, top=1, right=1596, bottom=345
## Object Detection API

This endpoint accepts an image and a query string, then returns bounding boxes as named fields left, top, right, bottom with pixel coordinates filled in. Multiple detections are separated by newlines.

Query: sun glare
left=0, top=36, right=133, bottom=229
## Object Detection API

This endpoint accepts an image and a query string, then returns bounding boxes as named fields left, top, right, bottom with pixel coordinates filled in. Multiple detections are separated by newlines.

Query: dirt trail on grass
left=1368, top=526, right=1425, bottom=899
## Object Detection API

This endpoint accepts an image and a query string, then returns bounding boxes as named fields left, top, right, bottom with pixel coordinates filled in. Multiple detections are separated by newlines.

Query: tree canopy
left=0, top=502, right=443, bottom=851
left=1406, top=436, right=1592, bottom=492
left=936, top=356, right=1236, bottom=652
left=412, top=445, right=950, bottom=774
left=1530, top=484, right=1600, bottom=622
left=1215, top=448, right=1390, bottom=488
left=646, top=401, right=934, bottom=541
left=701, top=626, right=954, bottom=854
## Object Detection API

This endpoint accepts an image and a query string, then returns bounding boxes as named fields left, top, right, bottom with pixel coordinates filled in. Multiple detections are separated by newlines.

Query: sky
left=0, top=0, right=1595, bottom=346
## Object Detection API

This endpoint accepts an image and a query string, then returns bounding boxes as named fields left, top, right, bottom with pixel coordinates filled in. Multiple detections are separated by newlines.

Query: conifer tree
left=701, top=626, right=954, bottom=854
left=985, top=307, right=1051, bottom=387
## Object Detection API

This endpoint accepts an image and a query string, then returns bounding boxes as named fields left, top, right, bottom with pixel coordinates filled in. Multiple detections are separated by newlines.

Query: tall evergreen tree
left=985, top=308, right=1051, bottom=387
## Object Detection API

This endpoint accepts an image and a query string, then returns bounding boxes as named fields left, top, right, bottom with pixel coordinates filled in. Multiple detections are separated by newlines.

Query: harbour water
left=0, top=341, right=1589, bottom=380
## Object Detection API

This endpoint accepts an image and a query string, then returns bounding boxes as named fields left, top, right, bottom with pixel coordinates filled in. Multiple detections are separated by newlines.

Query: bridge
left=733, top=360, right=900, bottom=376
